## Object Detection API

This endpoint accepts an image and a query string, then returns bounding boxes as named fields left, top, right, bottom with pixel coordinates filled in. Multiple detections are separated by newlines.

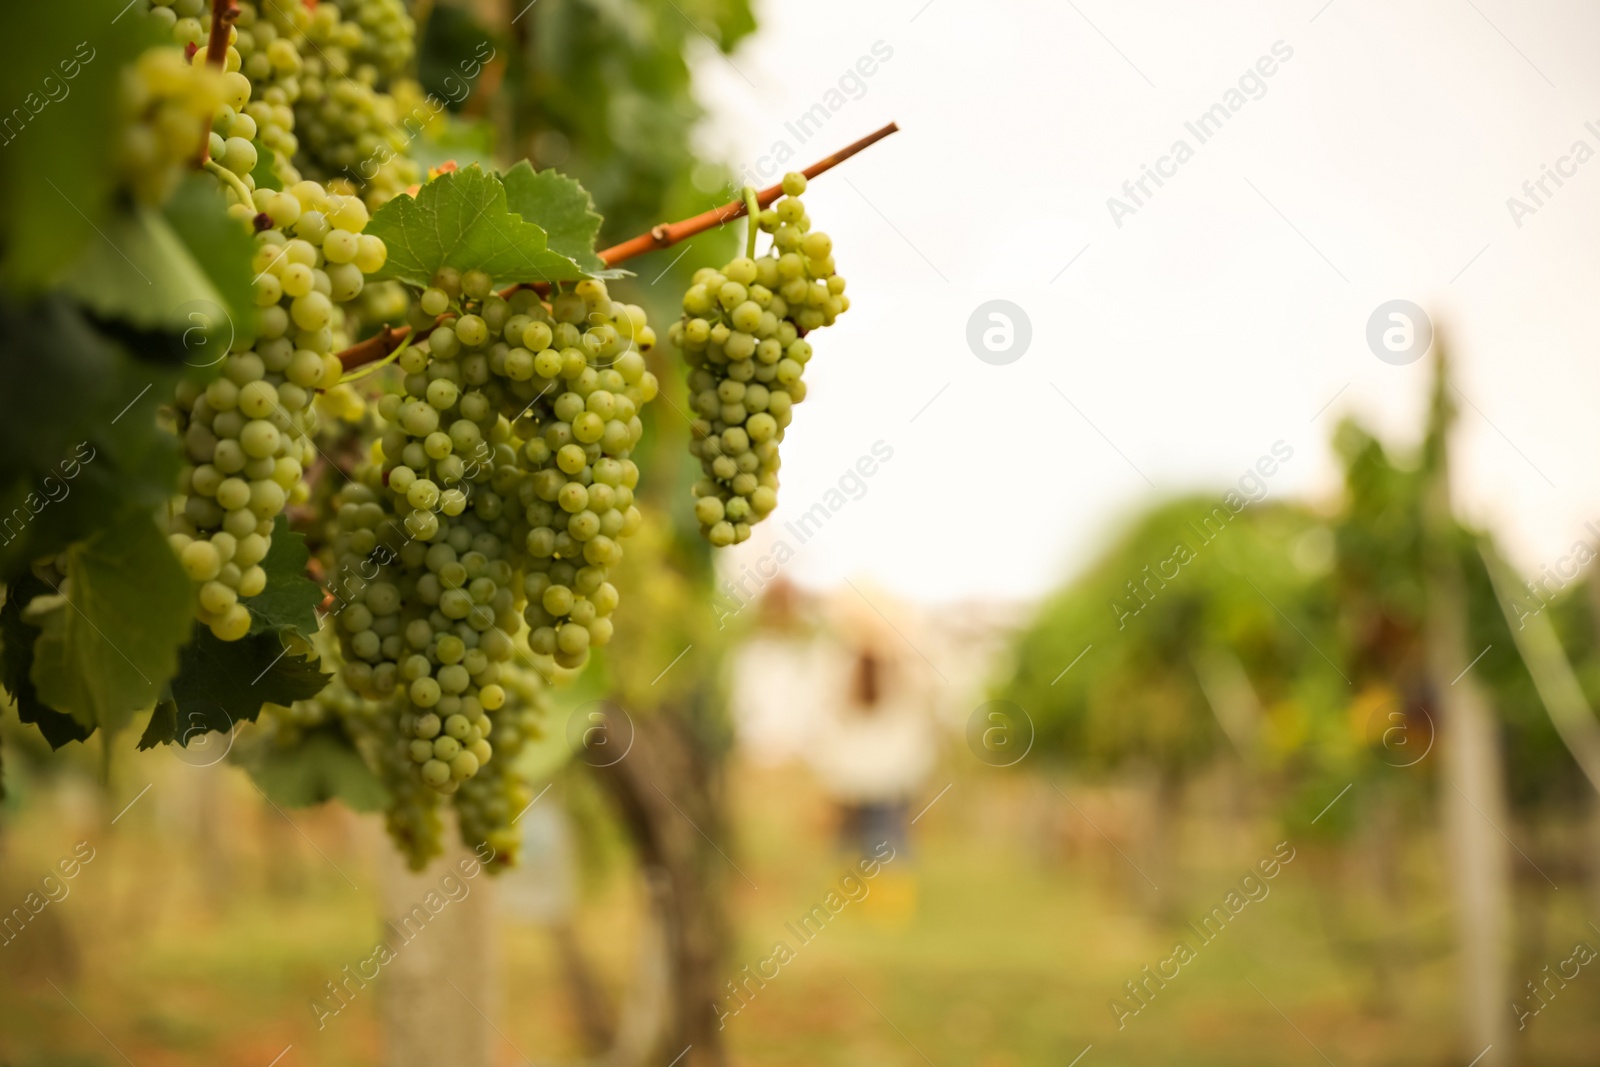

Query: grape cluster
left=137, top=1, right=303, bottom=186
left=115, top=45, right=223, bottom=205
left=316, top=274, right=655, bottom=800
left=166, top=181, right=388, bottom=641
left=293, top=2, right=422, bottom=208
left=671, top=172, right=848, bottom=545
left=229, top=1, right=309, bottom=182
left=454, top=667, right=550, bottom=867
left=140, top=0, right=210, bottom=48
left=263, top=629, right=550, bottom=871
left=330, top=0, right=417, bottom=83
left=324, top=477, right=518, bottom=796
left=185, top=0, right=423, bottom=206
left=403, top=273, right=655, bottom=674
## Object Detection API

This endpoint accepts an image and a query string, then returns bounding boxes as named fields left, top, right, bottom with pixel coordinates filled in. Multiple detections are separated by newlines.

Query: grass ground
left=0, top=755, right=1596, bottom=1066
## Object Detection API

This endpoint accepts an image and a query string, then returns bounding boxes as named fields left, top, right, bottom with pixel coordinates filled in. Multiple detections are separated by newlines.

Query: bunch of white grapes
left=489, top=278, right=657, bottom=670
left=167, top=181, right=387, bottom=641
left=115, top=45, right=223, bottom=205
left=294, top=1, right=422, bottom=208
left=323, top=477, right=519, bottom=796
left=395, top=271, right=656, bottom=676
left=139, top=0, right=210, bottom=47
left=142, top=0, right=388, bottom=641
left=315, top=272, right=654, bottom=802
left=330, top=0, right=417, bottom=83
left=453, top=666, right=550, bottom=868
left=670, top=172, right=847, bottom=545
left=229, top=1, right=310, bottom=181
left=139, top=0, right=303, bottom=186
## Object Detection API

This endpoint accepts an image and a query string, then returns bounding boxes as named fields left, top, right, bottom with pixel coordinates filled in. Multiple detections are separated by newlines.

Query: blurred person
left=807, top=639, right=937, bottom=860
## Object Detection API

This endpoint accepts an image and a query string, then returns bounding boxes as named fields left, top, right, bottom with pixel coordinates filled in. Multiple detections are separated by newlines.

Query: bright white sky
left=690, top=0, right=1600, bottom=605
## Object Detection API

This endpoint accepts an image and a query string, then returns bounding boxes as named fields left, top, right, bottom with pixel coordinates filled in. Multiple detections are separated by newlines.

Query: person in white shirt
left=807, top=641, right=937, bottom=857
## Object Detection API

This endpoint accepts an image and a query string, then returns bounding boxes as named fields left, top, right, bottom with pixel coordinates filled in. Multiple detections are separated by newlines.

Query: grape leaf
left=251, top=142, right=284, bottom=192
left=61, top=202, right=248, bottom=334
left=160, top=175, right=259, bottom=334
left=136, top=699, right=180, bottom=750
left=0, top=295, right=154, bottom=492
left=0, top=572, right=93, bottom=749
left=29, top=513, right=194, bottom=735
left=0, top=293, right=184, bottom=580
left=138, top=626, right=330, bottom=748
left=244, top=515, right=323, bottom=637
left=238, top=724, right=390, bottom=812
left=366, top=164, right=589, bottom=290
left=0, top=4, right=163, bottom=289
left=501, top=161, right=610, bottom=275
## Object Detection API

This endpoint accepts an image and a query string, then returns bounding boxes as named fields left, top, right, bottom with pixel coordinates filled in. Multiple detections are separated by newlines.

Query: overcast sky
left=689, top=0, right=1600, bottom=605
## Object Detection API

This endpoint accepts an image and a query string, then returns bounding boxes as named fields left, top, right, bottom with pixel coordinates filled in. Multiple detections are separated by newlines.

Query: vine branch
left=598, top=121, right=900, bottom=265
left=336, top=121, right=900, bottom=372
left=196, top=0, right=241, bottom=166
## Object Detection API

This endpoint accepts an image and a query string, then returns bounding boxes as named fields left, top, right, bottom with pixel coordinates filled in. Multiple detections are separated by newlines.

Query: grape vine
left=0, top=0, right=896, bottom=872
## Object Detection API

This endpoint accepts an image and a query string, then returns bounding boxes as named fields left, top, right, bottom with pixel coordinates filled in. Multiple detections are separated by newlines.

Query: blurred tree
left=1000, top=348, right=1598, bottom=1055
left=996, top=493, right=1345, bottom=911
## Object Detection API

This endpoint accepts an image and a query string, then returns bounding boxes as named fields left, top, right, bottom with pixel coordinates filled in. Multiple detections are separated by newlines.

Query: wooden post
left=378, top=826, right=498, bottom=1067
left=1421, top=348, right=1511, bottom=1066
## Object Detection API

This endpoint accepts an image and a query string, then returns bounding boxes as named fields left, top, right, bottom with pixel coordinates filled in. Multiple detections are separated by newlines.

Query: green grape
left=310, top=273, right=654, bottom=806
left=454, top=669, right=551, bottom=867
left=323, top=466, right=523, bottom=798
left=225, top=2, right=307, bottom=182
left=347, top=674, right=446, bottom=870
left=167, top=176, right=389, bottom=640
left=290, top=1, right=422, bottom=209
left=116, top=46, right=223, bottom=205
left=330, top=0, right=416, bottom=82
left=672, top=173, right=847, bottom=545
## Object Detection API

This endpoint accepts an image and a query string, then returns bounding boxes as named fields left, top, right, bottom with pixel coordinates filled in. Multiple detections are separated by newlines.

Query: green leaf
left=0, top=294, right=184, bottom=581
left=61, top=203, right=248, bottom=334
left=137, top=626, right=328, bottom=747
left=501, top=161, right=609, bottom=275
left=0, top=572, right=93, bottom=749
left=251, top=142, right=284, bottom=192
left=137, top=699, right=179, bottom=749
left=240, top=724, right=390, bottom=812
left=29, top=513, right=194, bottom=735
left=244, top=515, right=323, bottom=637
left=366, top=164, right=589, bottom=290
left=161, top=175, right=259, bottom=335
left=0, top=5, right=163, bottom=289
